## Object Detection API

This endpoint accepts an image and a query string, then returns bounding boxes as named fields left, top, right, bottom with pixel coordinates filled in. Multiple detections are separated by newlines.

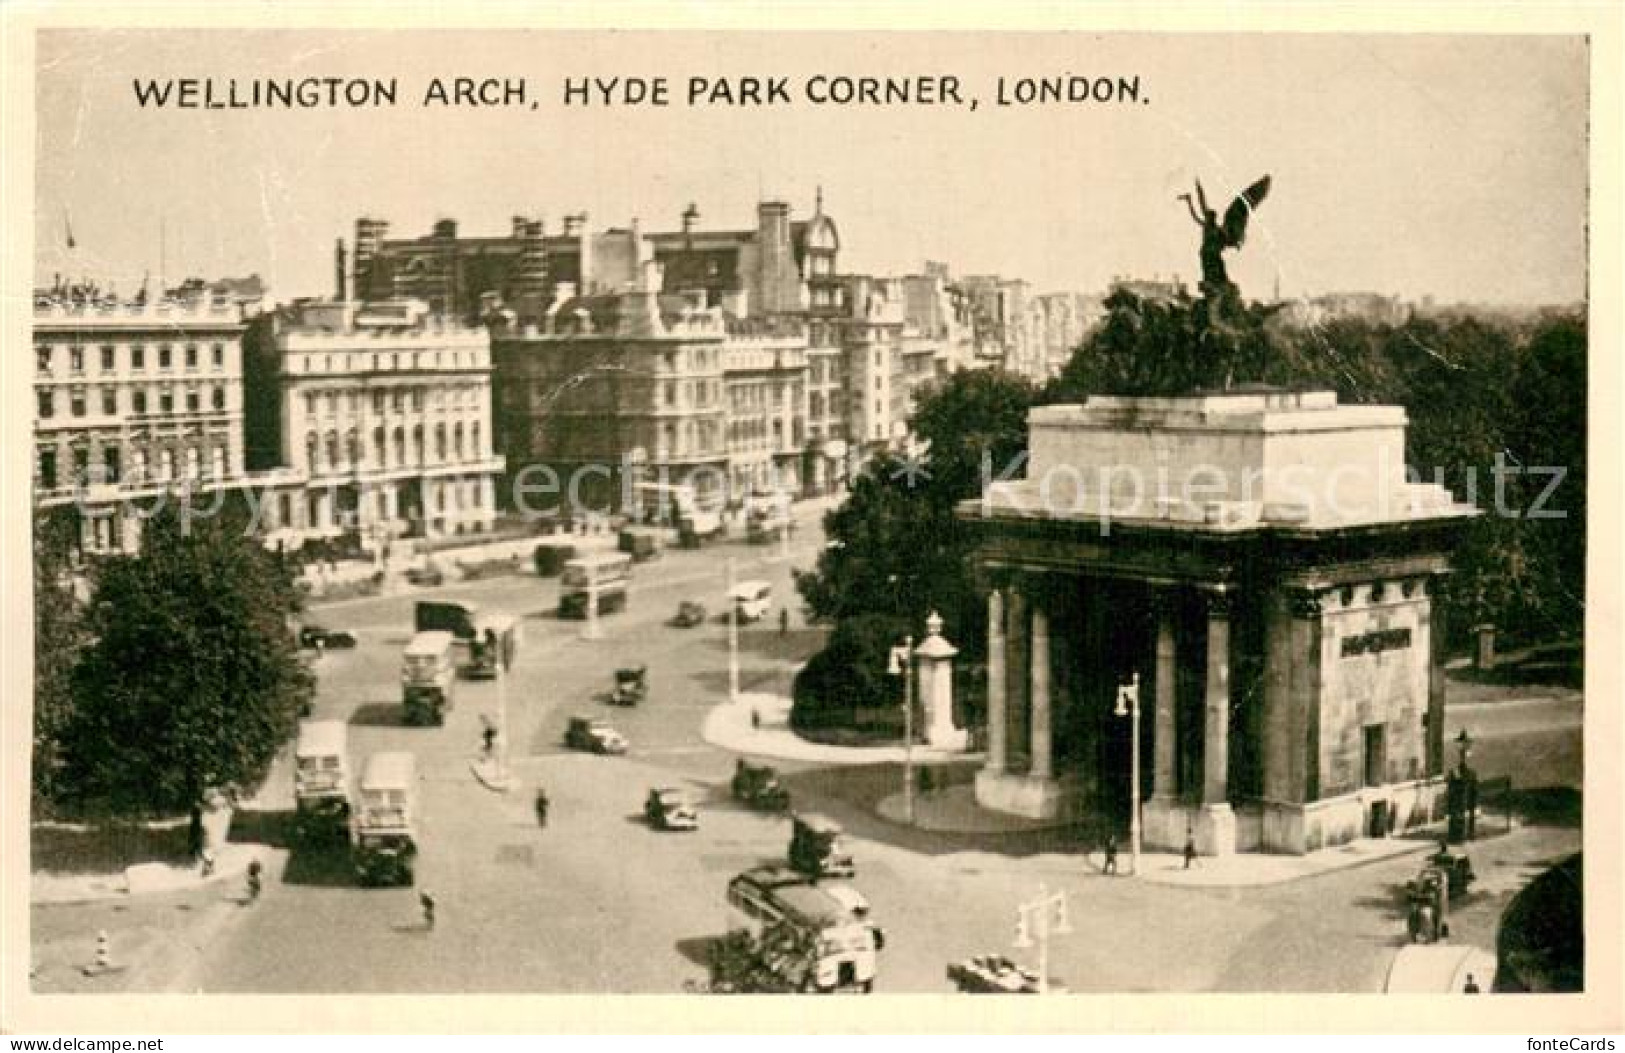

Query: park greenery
left=33, top=501, right=314, bottom=844
left=792, top=289, right=1586, bottom=732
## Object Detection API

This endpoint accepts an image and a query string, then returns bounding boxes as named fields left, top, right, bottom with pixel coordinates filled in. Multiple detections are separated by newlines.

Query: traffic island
left=703, top=692, right=976, bottom=767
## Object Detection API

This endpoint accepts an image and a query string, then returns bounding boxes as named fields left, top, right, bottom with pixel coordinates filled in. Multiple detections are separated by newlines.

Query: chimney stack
left=334, top=238, right=349, bottom=302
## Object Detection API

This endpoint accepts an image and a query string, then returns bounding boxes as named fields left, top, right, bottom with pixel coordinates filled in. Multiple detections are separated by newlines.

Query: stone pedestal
left=915, top=612, right=966, bottom=752
left=1142, top=796, right=1193, bottom=852
left=974, top=769, right=1069, bottom=819
left=1194, top=803, right=1237, bottom=858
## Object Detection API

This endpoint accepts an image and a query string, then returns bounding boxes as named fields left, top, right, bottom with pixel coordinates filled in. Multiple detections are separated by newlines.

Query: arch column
left=984, top=587, right=1007, bottom=775
left=1195, top=585, right=1236, bottom=856
left=1029, top=604, right=1053, bottom=782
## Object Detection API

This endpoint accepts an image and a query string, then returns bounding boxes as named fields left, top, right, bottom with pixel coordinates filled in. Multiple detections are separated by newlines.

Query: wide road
left=154, top=515, right=1580, bottom=994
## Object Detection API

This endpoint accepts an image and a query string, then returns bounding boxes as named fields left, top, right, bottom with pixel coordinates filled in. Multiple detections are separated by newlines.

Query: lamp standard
left=887, top=635, right=916, bottom=825
left=727, top=556, right=740, bottom=705
left=582, top=575, right=602, bottom=641
left=1013, top=883, right=1072, bottom=994
left=1455, top=727, right=1474, bottom=770
left=1113, top=672, right=1143, bottom=875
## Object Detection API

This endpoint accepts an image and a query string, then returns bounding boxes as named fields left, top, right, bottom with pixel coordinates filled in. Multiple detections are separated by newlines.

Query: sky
left=33, top=29, right=1589, bottom=306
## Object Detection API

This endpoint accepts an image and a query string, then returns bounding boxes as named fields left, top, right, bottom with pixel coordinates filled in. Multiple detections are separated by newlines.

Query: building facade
left=491, top=261, right=813, bottom=514
left=32, top=289, right=255, bottom=553
left=243, top=299, right=503, bottom=548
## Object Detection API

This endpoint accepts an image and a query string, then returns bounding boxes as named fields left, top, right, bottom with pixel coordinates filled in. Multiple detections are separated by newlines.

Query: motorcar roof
left=405, top=630, right=456, bottom=656
left=729, top=580, right=773, bottom=599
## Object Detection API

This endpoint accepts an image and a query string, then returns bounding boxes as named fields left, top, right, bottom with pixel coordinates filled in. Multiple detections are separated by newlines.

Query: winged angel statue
left=1179, top=175, right=1272, bottom=304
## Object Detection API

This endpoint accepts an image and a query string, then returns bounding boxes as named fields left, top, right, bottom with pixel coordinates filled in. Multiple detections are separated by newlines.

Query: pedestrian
left=246, top=858, right=263, bottom=902
left=1102, top=835, right=1119, bottom=876
left=534, top=788, right=550, bottom=828
left=482, top=720, right=498, bottom=757
left=1463, top=974, right=1480, bottom=994
left=199, top=847, right=216, bottom=879
left=779, top=608, right=790, bottom=637
left=1182, top=829, right=1198, bottom=870
left=750, top=708, right=761, bottom=731
left=419, top=891, right=436, bottom=930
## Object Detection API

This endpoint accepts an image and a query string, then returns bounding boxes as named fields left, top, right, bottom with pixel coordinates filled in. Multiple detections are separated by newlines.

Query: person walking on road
left=245, top=859, right=263, bottom=902
left=534, top=788, right=550, bottom=829
left=419, top=891, right=436, bottom=931
left=1182, top=829, right=1199, bottom=870
left=779, top=608, right=790, bottom=637
left=1102, top=835, right=1119, bottom=876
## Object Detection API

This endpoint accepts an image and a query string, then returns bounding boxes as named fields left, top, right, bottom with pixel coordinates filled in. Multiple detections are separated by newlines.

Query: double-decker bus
left=293, top=720, right=350, bottom=842
left=352, top=751, right=417, bottom=887
left=725, top=866, right=881, bottom=993
left=559, top=552, right=633, bottom=618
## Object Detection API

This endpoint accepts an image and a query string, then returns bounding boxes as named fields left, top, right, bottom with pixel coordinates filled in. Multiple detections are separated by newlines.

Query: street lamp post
left=495, top=652, right=511, bottom=786
left=727, top=556, right=740, bottom=705
left=888, top=635, right=916, bottom=825
left=582, top=576, right=602, bottom=641
left=1012, top=883, right=1072, bottom=994
left=1113, top=671, right=1143, bottom=876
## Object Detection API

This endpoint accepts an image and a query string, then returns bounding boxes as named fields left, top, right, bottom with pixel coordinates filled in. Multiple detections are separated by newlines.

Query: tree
left=61, top=499, right=313, bottom=849
left=1047, top=288, right=1280, bottom=400
left=790, top=371, right=1038, bottom=727
left=32, top=507, right=89, bottom=810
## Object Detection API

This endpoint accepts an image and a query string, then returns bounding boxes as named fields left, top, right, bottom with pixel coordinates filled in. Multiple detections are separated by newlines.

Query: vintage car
left=644, top=788, right=700, bottom=831
left=404, top=564, right=444, bottom=587
left=1406, top=866, right=1450, bottom=944
left=1429, top=846, right=1477, bottom=899
left=731, top=759, right=791, bottom=812
left=609, top=665, right=648, bottom=706
left=618, top=527, right=663, bottom=563
left=564, top=716, right=628, bottom=755
left=299, top=624, right=358, bottom=650
left=947, top=955, right=1066, bottom=994
left=789, top=812, right=856, bottom=880
left=671, top=600, right=708, bottom=628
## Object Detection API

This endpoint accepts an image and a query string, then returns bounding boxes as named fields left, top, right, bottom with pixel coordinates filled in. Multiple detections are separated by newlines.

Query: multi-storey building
left=722, top=317, right=808, bottom=498
left=491, top=259, right=812, bottom=513
left=1026, top=291, right=1105, bottom=379
left=491, top=264, right=730, bottom=514
left=351, top=194, right=843, bottom=327
left=32, top=285, right=256, bottom=553
left=243, top=298, right=503, bottom=547
left=840, top=275, right=908, bottom=451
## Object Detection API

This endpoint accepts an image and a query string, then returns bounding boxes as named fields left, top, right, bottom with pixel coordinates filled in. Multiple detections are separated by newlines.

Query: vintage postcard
left=2, top=1, right=1620, bottom=1036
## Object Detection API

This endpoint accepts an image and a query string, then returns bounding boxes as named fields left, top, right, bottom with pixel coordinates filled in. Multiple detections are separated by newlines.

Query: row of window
left=36, top=340, right=227, bottom=376
left=302, top=384, right=485, bottom=419
left=298, top=348, right=486, bottom=375
left=37, top=443, right=229, bottom=491
left=654, top=419, right=723, bottom=460
left=37, top=385, right=228, bottom=420
left=304, top=420, right=484, bottom=475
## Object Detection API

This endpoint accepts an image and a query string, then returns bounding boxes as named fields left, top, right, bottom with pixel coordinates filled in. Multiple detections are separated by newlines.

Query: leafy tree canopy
left=59, top=500, right=313, bottom=833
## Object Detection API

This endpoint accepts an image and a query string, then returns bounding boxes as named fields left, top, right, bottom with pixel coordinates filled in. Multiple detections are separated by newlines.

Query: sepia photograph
left=3, top=3, right=1620, bottom=1036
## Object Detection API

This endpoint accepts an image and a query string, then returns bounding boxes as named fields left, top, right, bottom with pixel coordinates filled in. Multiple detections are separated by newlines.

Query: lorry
left=465, top=613, right=520, bottom=680
left=352, top=751, right=417, bottom=887
left=559, top=552, right=633, bottom=618
left=401, top=630, right=457, bottom=725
